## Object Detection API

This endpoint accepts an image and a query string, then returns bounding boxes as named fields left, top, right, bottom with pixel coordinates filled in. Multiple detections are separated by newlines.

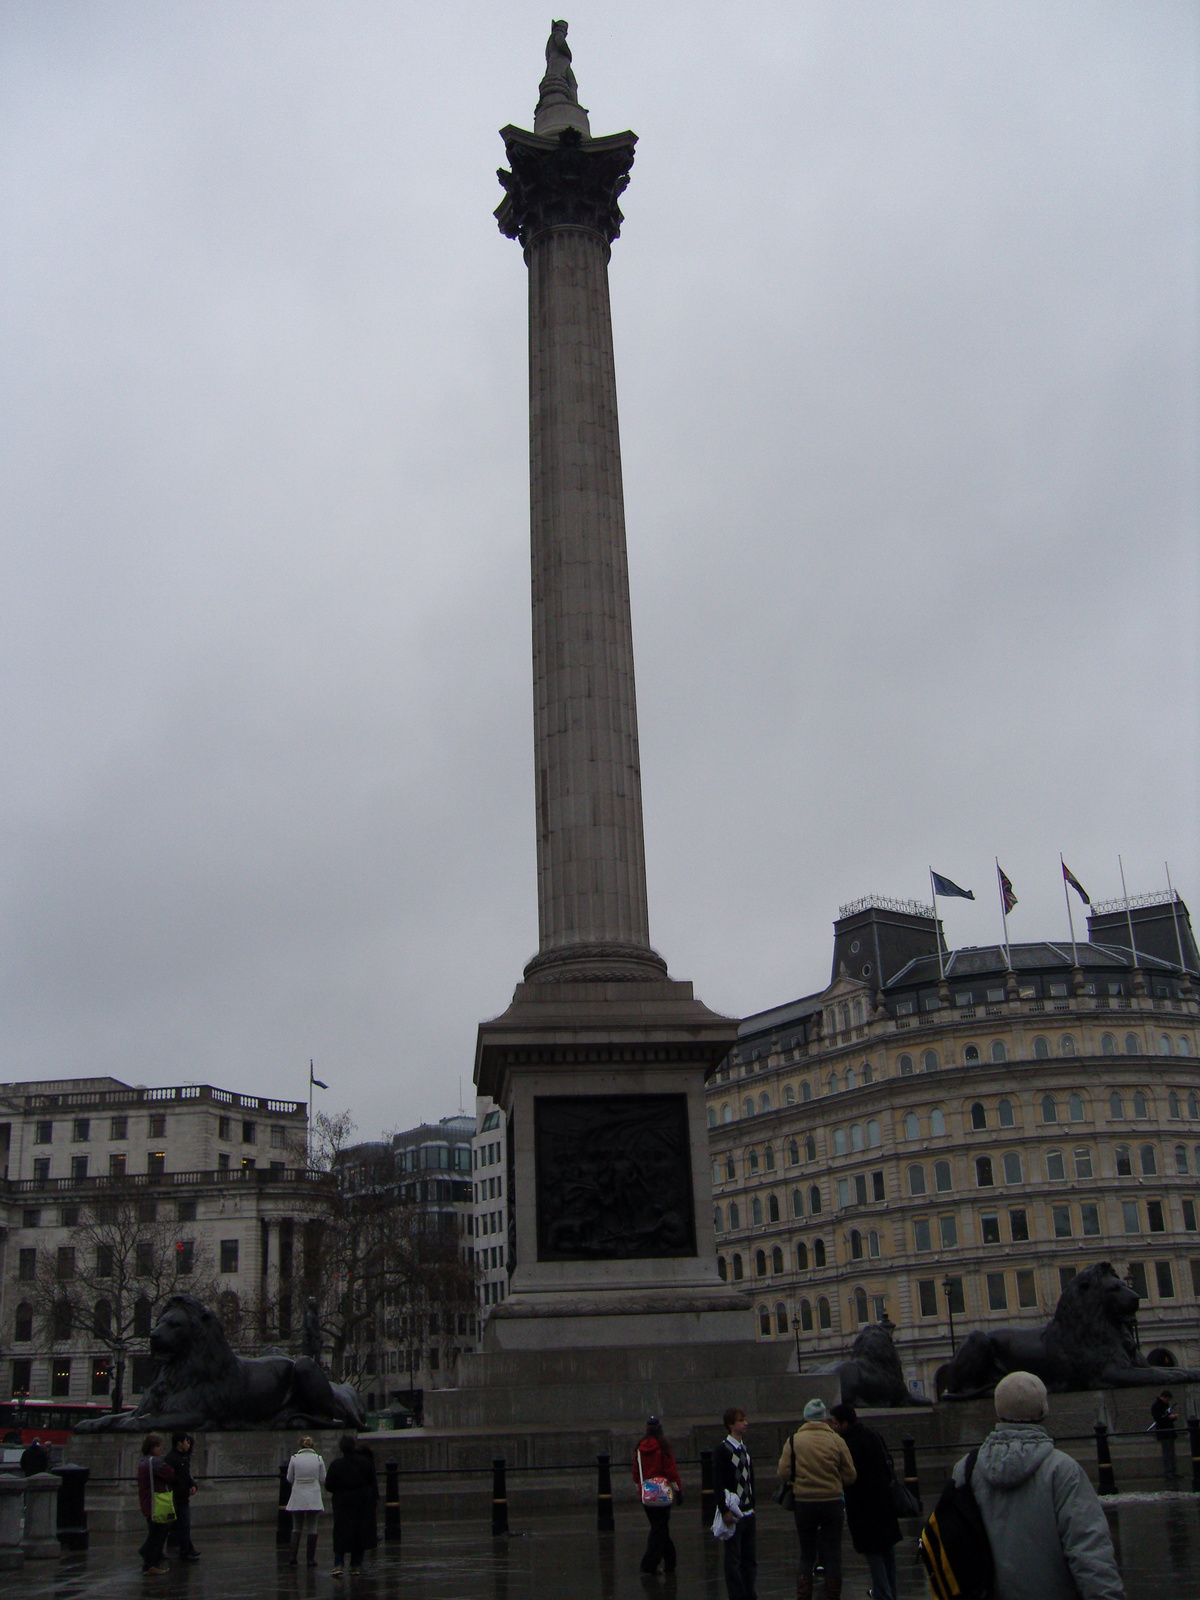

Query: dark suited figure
left=714, top=1408, right=757, bottom=1600
left=20, top=1438, right=50, bottom=1476
left=1152, top=1390, right=1179, bottom=1479
left=164, top=1432, right=200, bottom=1560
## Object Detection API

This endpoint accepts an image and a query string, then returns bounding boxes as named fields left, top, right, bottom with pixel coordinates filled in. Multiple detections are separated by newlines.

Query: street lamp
left=791, top=1314, right=803, bottom=1373
left=942, top=1277, right=957, bottom=1355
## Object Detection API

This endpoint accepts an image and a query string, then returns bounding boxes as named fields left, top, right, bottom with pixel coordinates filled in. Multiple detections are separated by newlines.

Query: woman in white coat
left=286, top=1437, right=327, bottom=1567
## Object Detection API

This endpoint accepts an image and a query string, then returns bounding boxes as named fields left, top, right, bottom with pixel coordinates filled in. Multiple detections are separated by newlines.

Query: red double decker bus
left=0, top=1398, right=126, bottom=1448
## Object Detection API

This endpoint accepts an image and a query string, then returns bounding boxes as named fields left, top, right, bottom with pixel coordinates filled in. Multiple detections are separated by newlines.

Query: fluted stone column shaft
left=526, top=225, right=653, bottom=970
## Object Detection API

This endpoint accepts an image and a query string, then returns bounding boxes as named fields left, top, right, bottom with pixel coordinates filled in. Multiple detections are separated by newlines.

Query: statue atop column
left=302, top=1295, right=322, bottom=1363
left=534, top=20, right=591, bottom=137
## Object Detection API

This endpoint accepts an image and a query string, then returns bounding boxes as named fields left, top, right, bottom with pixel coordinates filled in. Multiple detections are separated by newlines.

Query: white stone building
left=471, top=1097, right=509, bottom=1334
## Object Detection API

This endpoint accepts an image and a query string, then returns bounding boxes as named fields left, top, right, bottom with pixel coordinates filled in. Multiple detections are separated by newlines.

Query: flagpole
left=996, top=857, right=1012, bottom=971
left=1166, top=862, right=1188, bottom=973
left=1061, top=855, right=1079, bottom=968
left=930, top=869, right=945, bottom=981
left=1118, top=855, right=1139, bottom=970
left=308, top=1061, right=314, bottom=1171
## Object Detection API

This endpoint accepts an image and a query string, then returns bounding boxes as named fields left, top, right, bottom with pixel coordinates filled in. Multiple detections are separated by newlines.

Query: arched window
left=53, top=1299, right=73, bottom=1341
left=850, top=1123, right=864, bottom=1152
left=751, top=1198, right=763, bottom=1226
left=863, top=1062, right=873, bottom=1084
left=1139, top=1145, right=1157, bottom=1176
left=840, top=1004, right=851, bottom=1032
left=718, top=1256, right=728, bottom=1281
left=907, top=1164, right=927, bottom=1197
left=1133, top=1091, right=1149, bottom=1120
left=14, top=1302, right=33, bottom=1342
left=975, top=1156, right=994, bottom=1187
left=805, top=1134, right=817, bottom=1162
left=998, top=1098, right=1015, bottom=1128
left=813, top=1239, right=827, bottom=1268
left=1180, top=1038, right=1192, bottom=1058
left=923, top=1050, right=939, bottom=1072
left=904, top=1111, right=920, bottom=1140
left=758, top=1305, right=771, bottom=1335
left=1170, top=1092, right=1182, bottom=1119
left=899, top=1054, right=914, bottom=1076
left=1068, top=1093, right=1084, bottom=1122
left=1061, top=1036, right=1076, bottom=1057
left=991, top=1041, right=1007, bottom=1063
left=707, top=1107, right=717, bottom=1128
left=726, top=1153, right=736, bottom=1180
left=817, top=1296, right=832, bottom=1330
left=1160, top=1036, right=1173, bottom=1056
left=1003, top=1151, right=1022, bottom=1184
left=722, top=1104, right=733, bottom=1124
left=792, top=1189, right=804, bottom=1219
left=802, top=1081, right=812, bottom=1101
left=853, top=999, right=864, bottom=1026
left=1125, top=1035, right=1140, bottom=1056
left=1115, top=1146, right=1132, bottom=1177
left=828, top=1073, right=839, bottom=1095
left=1190, top=1092, right=1200, bottom=1120
left=971, top=1102, right=987, bottom=1130
left=784, top=1085, right=796, bottom=1105
left=850, top=1229, right=863, bottom=1260
left=796, top=1242, right=809, bottom=1271
left=1033, top=1037, right=1050, bottom=1060
left=845, top=1066, right=857, bottom=1091
left=133, top=1295, right=152, bottom=1338
left=732, top=1254, right=744, bottom=1280
left=809, top=1185, right=822, bottom=1215
left=1041, top=1095, right=1058, bottom=1124
left=749, top=1149, right=760, bottom=1174
left=964, top=1044, right=980, bottom=1064
left=934, top=1159, right=953, bottom=1192
left=714, top=1207, right=723, bottom=1233
left=1175, top=1145, right=1188, bottom=1175
left=869, top=1229, right=880, bottom=1257
left=854, top=1287, right=869, bottom=1324
left=800, top=1298, right=813, bottom=1331
left=1109, top=1092, right=1124, bottom=1119
left=1101, top=1033, right=1116, bottom=1055
left=833, top=1128, right=847, bottom=1156
left=755, top=1249, right=767, bottom=1277
left=760, top=1093, right=771, bottom=1114
left=930, top=1108, right=946, bottom=1137
left=743, top=1098, right=755, bottom=1118
left=867, top=1119, right=881, bottom=1148
left=772, top=1246, right=784, bottom=1274
left=775, top=1302, right=788, bottom=1334
left=712, top=1158, right=723, bottom=1185
left=787, top=1139, right=799, bottom=1165
left=729, top=1202, right=740, bottom=1230
left=768, top=1194, right=780, bottom=1223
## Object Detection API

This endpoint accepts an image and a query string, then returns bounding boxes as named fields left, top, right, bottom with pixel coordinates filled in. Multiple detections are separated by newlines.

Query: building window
left=1074, top=1148, right=1093, bottom=1179
left=853, top=1287, right=869, bottom=1323
left=917, top=1279, right=937, bottom=1317
left=743, top=1098, right=755, bottom=1118
left=92, top=1359, right=111, bottom=1397
left=1081, top=1203, right=1101, bottom=1236
left=923, top=1050, right=938, bottom=1072
left=1045, top=1151, right=1065, bottom=1181
left=714, top=1206, right=723, bottom=1233
left=751, top=1198, right=763, bottom=1226
left=904, top=1112, right=920, bottom=1140
left=147, top=1152, right=165, bottom=1177
left=1002, top=1152, right=1021, bottom=1184
left=14, top=1302, right=33, bottom=1342
left=1191, top=1262, right=1200, bottom=1296
left=1061, top=1037, right=1077, bottom=1057
left=1016, top=1270, right=1037, bottom=1308
left=1148, top=1200, right=1165, bottom=1233
left=997, top=1098, right=1014, bottom=1128
left=1128, top=1262, right=1148, bottom=1299
left=772, top=1246, right=784, bottom=1274
left=149, top=1113, right=167, bottom=1139
left=817, top=1297, right=831, bottom=1330
left=1052, top=1205, right=1072, bottom=1239
left=1109, top=1091, right=1124, bottom=1119
left=939, top=1215, right=957, bottom=1248
left=717, top=1256, right=727, bottom=1281
left=71, top=1155, right=89, bottom=1181
left=934, top=1160, right=953, bottom=1192
left=1040, top=1096, right=1057, bottom=1124
left=986, top=1273, right=1008, bottom=1311
left=981, top=1215, right=1001, bottom=1245
left=72, top=1118, right=90, bottom=1142
left=34, top=1120, right=53, bottom=1144
left=1122, top=1201, right=1140, bottom=1234
left=809, top=1185, right=822, bottom=1215
left=787, top=1139, right=799, bottom=1165
left=1102, top=1035, right=1117, bottom=1056
left=783, top=1086, right=795, bottom=1106
left=1140, top=1145, right=1157, bottom=1177
left=872, top=1171, right=885, bottom=1201
left=899, top=1055, right=913, bottom=1076
left=930, top=1109, right=946, bottom=1137
left=1008, top=1207, right=1029, bottom=1242
left=805, top=1134, right=817, bottom=1161
left=850, top=1229, right=863, bottom=1260
left=755, top=1250, right=767, bottom=1278
left=243, top=1121, right=257, bottom=1144
left=970, top=1103, right=987, bottom=1131
left=1155, top=1261, right=1175, bottom=1298
left=991, top=1042, right=1007, bottom=1064
left=1176, top=1146, right=1189, bottom=1175
left=907, top=1165, right=927, bottom=1197
left=791, top=1189, right=804, bottom=1219
left=1033, top=1037, right=1049, bottom=1060
left=1169, top=1092, right=1182, bottom=1119
left=1059, top=1265, right=1077, bottom=1293
left=729, top=1203, right=740, bottom=1229
left=1126, top=1036, right=1141, bottom=1057
left=913, top=1219, right=932, bottom=1252
left=726, top=1154, right=736, bottom=1180
left=53, top=1300, right=72, bottom=1340
left=813, top=1239, right=827, bottom=1268
left=1133, top=1092, right=1149, bottom=1120
left=799, top=1298, right=813, bottom=1330
left=768, top=1193, right=780, bottom=1222
left=975, top=1156, right=994, bottom=1187
left=1115, top=1145, right=1132, bottom=1177
left=759, top=1093, right=771, bottom=1113
left=51, top=1359, right=71, bottom=1397
left=732, top=1254, right=744, bottom=1281
left=220, top=1239, right=240, bottom=1273
left=110, top=1115, right=127, bottom=1140
left=11, top=1359, right=33, bottom=1398
left=837, top=1178, right=851, bottom=1208
left=1184, top=1200, right=1197, bottom=1232
left=796, top=1242, right=808, bottom=1270
left=33, top=1158, right=50, bottom=1183
left=749, top=1149, right=760, bottom=1174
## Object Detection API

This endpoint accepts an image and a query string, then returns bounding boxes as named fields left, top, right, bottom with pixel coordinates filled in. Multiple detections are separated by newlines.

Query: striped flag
left=1062, top=861, right=1090, bottom=906
left=997, top=864, right=1018, bottom=914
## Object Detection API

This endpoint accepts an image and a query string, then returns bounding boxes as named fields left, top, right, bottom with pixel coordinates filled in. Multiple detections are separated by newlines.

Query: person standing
left=325, top=1434, right=375, bottom=1577
left=951, top=1371, right=1124, bottom=1600
left=777, top=1397, right=856, bottom=1600
left=829, top=1404, right=900, bottom=1600
left=1151, top=1389, right=1178, bottom=1480
left=715, top=1407, right=757, bottom=1600
left=135, top=1433, right=175, bottom=1576
left=19, top=1436, right=50, bottom=1475
left=285, top=1436, right=327, bottom=1567
left=356, top=1439, right=379, bottom=1556
left=632, top=1415, right=683, bottom=1575
left=163, top=1433, right=200, bottom=1562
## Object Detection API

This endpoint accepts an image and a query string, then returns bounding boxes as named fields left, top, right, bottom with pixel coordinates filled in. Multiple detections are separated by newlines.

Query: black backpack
left=918, top=1447, right=995, bottom=1600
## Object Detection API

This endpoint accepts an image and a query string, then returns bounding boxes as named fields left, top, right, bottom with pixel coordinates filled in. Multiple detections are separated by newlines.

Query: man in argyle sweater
left=715, top=1407, right=757, bottom=1600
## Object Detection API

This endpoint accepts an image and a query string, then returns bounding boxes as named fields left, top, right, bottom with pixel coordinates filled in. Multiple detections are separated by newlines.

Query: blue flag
left=931, top=871, right=975, bottom=901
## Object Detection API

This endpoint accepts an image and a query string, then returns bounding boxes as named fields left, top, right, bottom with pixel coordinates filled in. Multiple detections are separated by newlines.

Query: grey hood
left=975, top=1423, right=1056, bottom=1489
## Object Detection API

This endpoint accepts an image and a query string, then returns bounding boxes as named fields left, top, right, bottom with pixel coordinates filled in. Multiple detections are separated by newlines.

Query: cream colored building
left=0, top=1076, right=317, bottom=1403
left=706, top=893, right=1200, bottom=1395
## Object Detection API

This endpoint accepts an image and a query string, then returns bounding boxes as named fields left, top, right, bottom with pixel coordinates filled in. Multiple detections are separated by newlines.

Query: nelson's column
left=473, top=24, right=750, bottom=1353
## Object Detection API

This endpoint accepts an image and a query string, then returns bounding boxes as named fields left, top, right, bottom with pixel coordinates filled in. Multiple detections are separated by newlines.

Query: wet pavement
left=20, top=1497, right=1200, bottom=1599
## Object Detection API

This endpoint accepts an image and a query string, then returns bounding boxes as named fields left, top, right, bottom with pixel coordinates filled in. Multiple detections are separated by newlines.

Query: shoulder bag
left=772, top=1433, right=796, bottom=1511
left=149, top=1463, right=177, bottom=1525
left=637, top=1447, right=674, bottom=1507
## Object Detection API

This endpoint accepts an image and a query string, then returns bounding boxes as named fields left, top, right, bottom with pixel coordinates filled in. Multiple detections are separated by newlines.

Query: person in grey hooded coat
left=952, top=1371, right=1124, bottom=1600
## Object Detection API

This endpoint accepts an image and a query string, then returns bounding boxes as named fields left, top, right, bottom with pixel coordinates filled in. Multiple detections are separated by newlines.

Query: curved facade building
left=705, top=892, right=1200, bottom=1394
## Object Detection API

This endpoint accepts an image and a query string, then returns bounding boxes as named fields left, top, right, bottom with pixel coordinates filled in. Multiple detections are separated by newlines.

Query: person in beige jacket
left=777, top=1397, right=857, bottom=1600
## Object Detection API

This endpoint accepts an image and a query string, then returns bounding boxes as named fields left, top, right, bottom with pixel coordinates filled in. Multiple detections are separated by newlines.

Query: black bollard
left=492, top=1457, right=509, bottom=1537
left=277, top=1460, right=291, bottom=1544
left=597, top=1453, right=614, bottom=1532
left=901, top=1437, right=922, bottom=1514
left=1094, top=1423, right=1117, bottom=1496
left=1189, top=1417, right=1200, bottom=1493
left=700, top=1449, right=714, bottom=1529
left=55, top=1463, right=89, bottom=1551
left=384, top=1460, right=401, bottom=1543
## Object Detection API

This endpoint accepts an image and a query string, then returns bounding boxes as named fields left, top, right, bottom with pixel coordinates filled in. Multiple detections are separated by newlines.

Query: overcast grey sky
left=2, top=2, right=1196, bottom=1140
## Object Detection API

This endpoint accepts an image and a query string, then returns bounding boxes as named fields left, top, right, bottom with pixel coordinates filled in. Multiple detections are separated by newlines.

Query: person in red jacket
left=136, top=1433, right=175, bottom=1575
left=632, top=1416, right=683, bottom=1575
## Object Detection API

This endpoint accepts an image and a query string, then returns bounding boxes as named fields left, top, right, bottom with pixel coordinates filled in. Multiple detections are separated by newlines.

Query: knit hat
left=803, top=1398, right=828, bottom=1422
left=994, top=1371, right=1049, bottom=1422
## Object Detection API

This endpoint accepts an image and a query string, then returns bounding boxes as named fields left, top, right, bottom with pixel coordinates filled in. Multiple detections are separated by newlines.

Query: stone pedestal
left=21, top=1473, right=61, bottom=1560
left=0, top=1476, right=25, bottom=1571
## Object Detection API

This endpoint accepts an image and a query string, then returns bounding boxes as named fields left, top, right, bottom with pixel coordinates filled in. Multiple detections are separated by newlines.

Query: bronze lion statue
left=76, top=1293, right=366, bottom=1432
left=818, top=1321, right=930, bottom=1407
left=937, top=1261, right=1200, bottom=1398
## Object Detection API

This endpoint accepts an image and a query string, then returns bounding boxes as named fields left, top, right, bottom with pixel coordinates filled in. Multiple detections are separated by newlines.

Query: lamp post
left=792, top=1314, right=803, bottom=1373
left=942, top=1277, right=957, bottom=1355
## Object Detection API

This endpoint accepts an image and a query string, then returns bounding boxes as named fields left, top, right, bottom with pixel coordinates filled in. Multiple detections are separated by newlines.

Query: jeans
left=167, top=1495, right=197, bottom=1557
left=793, top=1499, right=845, bottom=1584
left=723, top=1513, right=757, bottom=1600
left=139, top=1517, right=169, bottom=1570
left=865, top=1543, right=898, bottom=1600
left=640, top=1505, right=676, bottom=1572
left=1158, top=1430, right=1178, bottom=1478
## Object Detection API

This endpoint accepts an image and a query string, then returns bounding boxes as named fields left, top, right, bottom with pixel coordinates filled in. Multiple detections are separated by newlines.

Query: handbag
left=772, top=1433, right=796, bottom=1511
left=637, top=1447, right=675, bottom=1507
left=891, top=1478, right=921, bottom=1518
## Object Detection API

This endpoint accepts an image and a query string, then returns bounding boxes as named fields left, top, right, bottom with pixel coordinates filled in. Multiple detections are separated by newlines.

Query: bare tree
left=30, top=1193, right=215, bottom=1411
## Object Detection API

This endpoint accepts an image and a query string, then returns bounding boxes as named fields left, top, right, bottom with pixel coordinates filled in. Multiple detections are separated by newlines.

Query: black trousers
left=166, top=1495, right=197, bottom=1556
left=793, top=1499, right=845, bottom=1583
left=139, top=1517, right=169, bottom=1570
left=640, top=1505, right=676, bottom=1572
left=723, top=1514, right=757, bottom=1600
